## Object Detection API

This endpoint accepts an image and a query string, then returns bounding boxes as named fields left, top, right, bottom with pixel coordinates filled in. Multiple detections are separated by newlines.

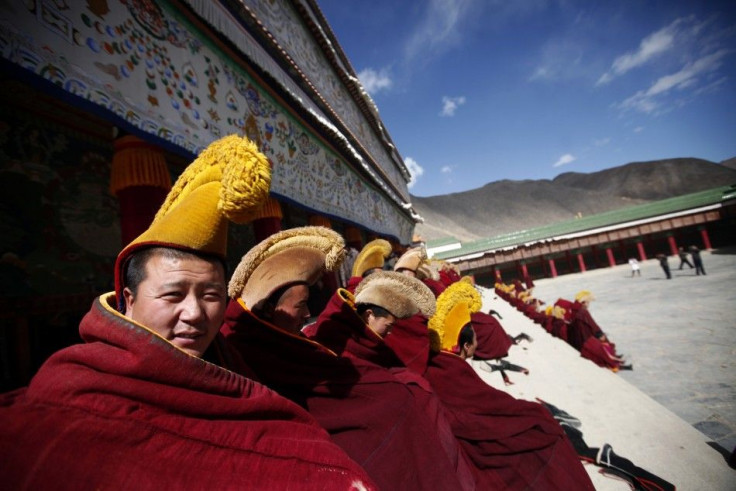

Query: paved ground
left=530, top=246, right=736, bottom=454
left=473, top=246, right=735, bottom=490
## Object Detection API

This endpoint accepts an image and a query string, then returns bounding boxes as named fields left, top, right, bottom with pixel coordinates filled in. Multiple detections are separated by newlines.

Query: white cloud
left=593, top=137, right=611, bottom=147
left=440, top=96, right=466, bottom=117
left=528, top=38, right=587, bottom=83
left=404, top=157, right=425, bottom=188
left=404, top=0, right=474, bottom=62
left=358, top=67, right=392, bottom=95
left=553, top=154, right=576, bottom=167
left=441, top=165, right=453, bottom=173
left=617, top=49, right=731, bottom=114
left=634, top=126, right=644, bottom=133
left=597, top=18, right=688, bottom=86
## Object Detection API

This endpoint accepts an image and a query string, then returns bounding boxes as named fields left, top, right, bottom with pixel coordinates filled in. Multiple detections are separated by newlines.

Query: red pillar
left=110, top=135, right=172, bottom=245
left=637, top=241, right=647, bottom=261
left=667, top=235, right=678, bottom=256
left=577, top=253, right=587, bottom=273
left=520, top=262, right=528, bottom=279
left=494, top=268, right=502, bottom=283
left=252, top=196, right=283, bottom=242
left=548, top=258, right=558, bottom=278
left=700, top=227, right=712, bottom=250
left=606, top=248, right=616, bottom=267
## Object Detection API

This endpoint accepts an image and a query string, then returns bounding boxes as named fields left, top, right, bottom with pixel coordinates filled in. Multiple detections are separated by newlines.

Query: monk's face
left=270, top=283, right=311, bottom=334
left=123, top=253, right=226, bottom=357
left=462, top=330, right=478, bottom=359
left=366, top=310, right=397, bottom=337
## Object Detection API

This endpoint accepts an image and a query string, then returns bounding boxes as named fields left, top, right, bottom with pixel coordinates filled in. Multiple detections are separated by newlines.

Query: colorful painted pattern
left=0, top=0, right=413, bottom=241
left=244, top=0, right=411, bottom=198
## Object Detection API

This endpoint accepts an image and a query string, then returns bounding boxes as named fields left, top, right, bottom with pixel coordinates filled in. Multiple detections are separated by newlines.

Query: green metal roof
left=432, top=184, right=735, bottom=260
left=425, top=236, right=461, bottom=248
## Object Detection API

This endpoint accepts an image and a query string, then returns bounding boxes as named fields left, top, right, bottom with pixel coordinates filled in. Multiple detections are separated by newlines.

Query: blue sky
left=317, top=0, right=736, bottom=197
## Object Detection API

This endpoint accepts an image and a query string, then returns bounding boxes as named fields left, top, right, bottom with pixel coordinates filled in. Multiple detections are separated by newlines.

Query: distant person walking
left=677, top=247, right=694, bottom=270
left=656, top=253, right=672, bottom=280
left=628, top=258, right=641, bottom=277
left=690, top=246, right=706, bottom=275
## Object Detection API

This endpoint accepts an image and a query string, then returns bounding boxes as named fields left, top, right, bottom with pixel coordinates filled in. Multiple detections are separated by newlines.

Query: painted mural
left=0, top=97, right=119, bottom=297
left=0, top=0, right=414, bottom=241
left=230, top=0, right=411, bottom=199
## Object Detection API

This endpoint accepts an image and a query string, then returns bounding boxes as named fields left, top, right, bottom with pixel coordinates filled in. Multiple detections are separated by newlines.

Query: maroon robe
left=567, top=302, right=604, bottom=351
left=422, top=277, right=447, bottom=297
left=425, top=352, right=595, bottom=490
left=439, top=268, right=460, bottom=287
left=471, top=311, right=513, bottom=360
left=384, top=314, right=431, bottom=375
left=581, top=337, right=622, bottom=370
left=345, top=275, right=362, bottom=292
left=223, top=299, right=472, bottom=490
left=0, top=294, right=374, bottom=490
left=551, top=318, right=570, bottom=342
left=306, top=290, right=477, bottom=490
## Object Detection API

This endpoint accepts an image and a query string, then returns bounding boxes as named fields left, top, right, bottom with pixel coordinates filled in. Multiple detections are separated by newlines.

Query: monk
left=305, top=270, right=477, bottom=489
left=423, top=281, right=596, bottom=490
left=568, top=291, right=627, bottom=370
left=345, top=238, right=393, bottom=291
left=0, top=136, right=373, bottom=489
left=223, top=228, right=475, bottom=490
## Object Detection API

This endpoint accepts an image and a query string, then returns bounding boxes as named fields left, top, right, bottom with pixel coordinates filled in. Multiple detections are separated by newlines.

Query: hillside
left=411, top=158, right=736, bottom=242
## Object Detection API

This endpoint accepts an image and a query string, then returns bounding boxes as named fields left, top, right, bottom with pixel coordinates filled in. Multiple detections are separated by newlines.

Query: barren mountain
left=412, top=158, right=736, bottom=242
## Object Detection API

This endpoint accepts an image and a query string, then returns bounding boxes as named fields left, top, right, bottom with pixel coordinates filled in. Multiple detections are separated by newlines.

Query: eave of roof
left=433, top=185, right=736, bottom=261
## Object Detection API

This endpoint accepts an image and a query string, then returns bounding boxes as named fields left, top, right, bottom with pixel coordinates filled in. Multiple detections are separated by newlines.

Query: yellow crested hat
left=228, top=226, right=345, bottom=311
left=351, top=239, right=392, bottom=277
left=428, top=280, right=482, bottom=353
left=575, top=290, right=595, bottom=303
left=393, top=246, right=427, bottom=273
left=552, top=305, right=567, bottom=320
left=115, top=134, right=271, bottom=304
left=354, top=270, right=436, bottom=319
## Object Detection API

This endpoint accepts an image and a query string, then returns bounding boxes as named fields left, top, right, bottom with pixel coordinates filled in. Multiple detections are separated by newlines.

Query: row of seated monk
left=0, top=135, right=650, bottom=490
left=495, top=280, right=630, bottom=371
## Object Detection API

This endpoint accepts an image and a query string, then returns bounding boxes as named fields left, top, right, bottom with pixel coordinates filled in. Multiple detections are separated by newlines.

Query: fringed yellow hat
left=575, top=290, right=595, bottom=303
left=354, top=271, right=436, bottom=319
left=228, top=226, right=345, bottom=310
left=114, top=134, right=271, bottom=305
left=428, top=280, right=482, bottom=353
left=351, top=239, right=392, bottom=277
left=393, top=246, right=427, bottom=273
left=551, top=305, right=567, bottom=320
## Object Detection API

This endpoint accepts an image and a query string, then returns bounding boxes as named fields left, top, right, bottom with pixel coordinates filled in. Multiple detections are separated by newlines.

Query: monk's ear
left=122, top=287, right=135, bottom=315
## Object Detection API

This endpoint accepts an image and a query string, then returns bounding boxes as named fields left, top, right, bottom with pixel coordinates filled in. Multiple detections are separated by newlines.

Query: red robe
left=471, top=311, right=513, bottom=360
left=425, top=352, right=596, bottom=490
left=581, top=337, right=622, bottom=370
left=0, top=294, right=373, bottom=490
left=383, top=314, right=431, bottom=376
left=306, top=290, right=477, bottom=490
left=568, top=303, right=603, bottom=351
left=223, top=299, right=471, bottom=490
left=345, top=275, right=362, bottom=292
